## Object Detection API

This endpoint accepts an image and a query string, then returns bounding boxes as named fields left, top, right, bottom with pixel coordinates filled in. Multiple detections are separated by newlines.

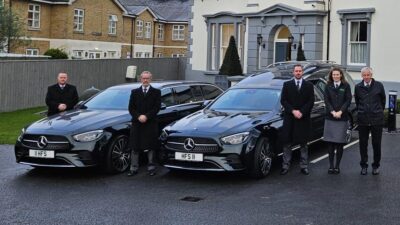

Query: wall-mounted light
left=287, top=35, right=297, bottom=50
left=257, top=34, right=265, bottom=49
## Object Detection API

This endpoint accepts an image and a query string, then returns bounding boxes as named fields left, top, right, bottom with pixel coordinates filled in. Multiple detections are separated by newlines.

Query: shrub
left=219, top=36, right=243, bottom=76
left=296, top=41, right=306, bottom=61
left=44, top=48, right=68, bottom=59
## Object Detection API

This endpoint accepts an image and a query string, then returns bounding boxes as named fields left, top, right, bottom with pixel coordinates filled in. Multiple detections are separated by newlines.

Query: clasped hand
left=138, top=115, right=148, bottom=123
left=331, top=110, right=342, bottom=119
left=292, top=110, right=303, bottom=119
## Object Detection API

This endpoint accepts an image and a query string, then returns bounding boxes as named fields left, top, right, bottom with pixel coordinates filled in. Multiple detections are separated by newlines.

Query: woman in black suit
left=323, top=67, right=352, bottom=174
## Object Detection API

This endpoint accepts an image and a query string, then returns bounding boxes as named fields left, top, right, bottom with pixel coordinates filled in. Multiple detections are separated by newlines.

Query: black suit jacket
left=354, top=79, right=386, bottom=126
left=324, top=82, right=352, bottom=121
left=280, top=79, right=315, bottom=144
left=45, top=83, right=79, bottom=116
left=128, top=86, right=161, bottom=151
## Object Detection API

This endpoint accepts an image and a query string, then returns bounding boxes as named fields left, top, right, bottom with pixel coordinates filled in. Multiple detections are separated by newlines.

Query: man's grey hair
left=361, top=67, right=373, bottom=75
left=140, top=71, right=152, bottom=78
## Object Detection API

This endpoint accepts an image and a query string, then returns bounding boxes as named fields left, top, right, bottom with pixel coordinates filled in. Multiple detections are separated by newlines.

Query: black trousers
left=358, top=125, right=383, bottom=169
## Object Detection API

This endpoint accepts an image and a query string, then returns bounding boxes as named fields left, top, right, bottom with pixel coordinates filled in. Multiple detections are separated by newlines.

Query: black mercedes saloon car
left=15, top=81, right=222, bottom=173
left=160, top=61, right=357, bottom=178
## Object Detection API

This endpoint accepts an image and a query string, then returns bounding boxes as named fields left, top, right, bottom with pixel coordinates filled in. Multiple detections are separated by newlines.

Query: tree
left=219, top=36, right=243, bottom=76
left=44, top=48, right=69, bottom=59
left=296, top=41, right=306, bottom=61
left=0, top=5, right=29, bottom=53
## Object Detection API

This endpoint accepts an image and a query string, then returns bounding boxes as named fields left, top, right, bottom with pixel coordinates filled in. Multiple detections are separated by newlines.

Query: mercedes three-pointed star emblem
left=37, top=136, right=48, bottom=149
left=183, top=138, right=195, bottom=151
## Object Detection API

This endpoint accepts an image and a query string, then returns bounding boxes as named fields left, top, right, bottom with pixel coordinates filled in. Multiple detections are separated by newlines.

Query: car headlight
left=220, top=132, right=250, bottom=145
left=73, top=130, right=104, bottom=142
left=17, top=128, right=26, bottom=142
left=160, top=129, right=169, bottom=141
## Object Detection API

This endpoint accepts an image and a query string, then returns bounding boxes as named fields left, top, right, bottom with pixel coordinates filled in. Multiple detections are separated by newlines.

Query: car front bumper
left=161, top=135, right=259, bottom=172
left=15, top=134, right=110, bottom=168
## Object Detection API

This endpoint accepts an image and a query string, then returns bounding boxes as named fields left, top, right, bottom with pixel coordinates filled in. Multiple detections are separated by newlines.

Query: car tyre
left=248, top=136, right=273, bottom=179
left=105, top=134, right=130, bottom=174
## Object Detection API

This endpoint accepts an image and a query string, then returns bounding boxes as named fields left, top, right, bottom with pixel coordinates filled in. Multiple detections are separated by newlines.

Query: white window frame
left=136, top=20, right=143, bottom=38
left=74, top=9, right=85, bottom=32
left=144, top=52, right=151, bottom=58
left=73, top=50, right=83, bottom=58
left=26, top=48, right=39, bottom=56
left=108, top=51, right=117, bottom=58
left=156, top=53, right=163, bottom=58
left=145, top=22, right=152, bottom=39
left=172, top=25, right=185, bottom=41
left=135, top=52, right=142, bottom=58
left=157, top=24, right=164, bottom=40
left=108, top=15, right=118, bottom=35
left=347, top=20, right=368, bottom=66
left=28, top=4, right=40, bottom=29
left=171, top=54, right=185, bottom=58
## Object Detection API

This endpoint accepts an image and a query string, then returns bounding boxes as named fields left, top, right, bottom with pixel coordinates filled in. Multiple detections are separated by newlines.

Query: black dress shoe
left=334, top=168, right=340, bottom=174
left=148, top=170, right=156, bottom=176
left=360, top=167, right=367, bottom=175
left=280, top=169, right=289, bottom=175
left=372, top=168, right=380, bottom=175
left=328, top=168, right=335, bottom=174
left=300, top=168, right=309, bottom=175
left=127, top=170, right=138, bottom=176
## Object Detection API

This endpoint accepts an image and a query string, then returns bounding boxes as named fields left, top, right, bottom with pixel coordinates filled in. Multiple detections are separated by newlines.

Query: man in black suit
left=128, top=71, right=161, bottom=176
left=45, top=72, right=79, bottom=116
left=280, top=65, right=315, bottom=175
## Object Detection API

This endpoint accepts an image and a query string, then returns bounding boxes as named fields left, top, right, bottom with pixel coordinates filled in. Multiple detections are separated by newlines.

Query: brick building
left=2, top=0, right=189, bottom=59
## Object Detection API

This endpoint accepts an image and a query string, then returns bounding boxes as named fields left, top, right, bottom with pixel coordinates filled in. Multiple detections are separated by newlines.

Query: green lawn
left=0, top=107, right=46, bottom=144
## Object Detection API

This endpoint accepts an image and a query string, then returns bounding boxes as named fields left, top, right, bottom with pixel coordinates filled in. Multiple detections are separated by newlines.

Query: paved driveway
left=0, top=132, right=399, bottom=225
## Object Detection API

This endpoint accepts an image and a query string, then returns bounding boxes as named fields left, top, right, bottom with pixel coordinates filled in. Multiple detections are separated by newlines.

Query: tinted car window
left=161, top=88, right=175, bottom=107
left=202, top=85, right=222, bottom=100
left=190, top=85, right=204, bottom=102
left=174, top=86, right=194, bottom=104
left=84, top=89, right=130, bottom=109
left=314, top=87, right=324, bottom=102
left=210, top=88, right=280, bottom=111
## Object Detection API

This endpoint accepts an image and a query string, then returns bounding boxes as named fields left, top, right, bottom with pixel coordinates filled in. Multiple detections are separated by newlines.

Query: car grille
left=165, top=136, right=220, bottom=153
left=21, top=134, right=70, bottom=150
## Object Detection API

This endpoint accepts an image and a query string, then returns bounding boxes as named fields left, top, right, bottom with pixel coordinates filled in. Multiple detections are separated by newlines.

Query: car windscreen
left=84, top=89, right=130, bottom=110
left=209, top=88, right=281, bottom=111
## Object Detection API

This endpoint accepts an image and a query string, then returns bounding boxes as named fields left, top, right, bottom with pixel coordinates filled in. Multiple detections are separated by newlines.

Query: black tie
left=335, top=84, right=338, bottom=89
left=296, top=81, right=300, bottom=91
left=143, top=87, right=147, bottom=95
left=366, top=83, right=370, bottom=88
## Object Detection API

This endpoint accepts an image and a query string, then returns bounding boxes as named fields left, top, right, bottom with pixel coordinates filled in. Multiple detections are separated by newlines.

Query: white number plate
left=29, top=150, right=55, bottom=158
left=175, top=152, right=203, bottom=162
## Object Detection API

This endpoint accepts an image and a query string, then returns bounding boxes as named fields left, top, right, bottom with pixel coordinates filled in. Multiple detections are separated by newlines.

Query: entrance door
left=275, top=42, right=287, bottom=63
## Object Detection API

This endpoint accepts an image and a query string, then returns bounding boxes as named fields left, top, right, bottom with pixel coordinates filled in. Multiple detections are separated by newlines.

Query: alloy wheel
left=111, top=136, right=130, bottom=172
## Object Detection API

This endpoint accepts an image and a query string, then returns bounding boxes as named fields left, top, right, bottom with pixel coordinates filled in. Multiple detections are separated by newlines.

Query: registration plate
left=175, top=152, right=203, bottom=162
left=29, top=150, right=55, bottom=158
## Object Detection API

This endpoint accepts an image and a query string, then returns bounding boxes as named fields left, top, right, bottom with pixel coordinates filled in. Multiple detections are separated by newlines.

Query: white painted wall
left=191, top=0, right=400, bottom=83
left=50, top=39, right=124, bottom=58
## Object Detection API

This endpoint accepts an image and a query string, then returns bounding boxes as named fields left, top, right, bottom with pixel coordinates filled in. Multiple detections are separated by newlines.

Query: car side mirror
left=74, top=101, right=84, bottom=109
left=280, top=105, right=285, bottom=116
left=160, top=103, right=167, bottom=110
left=202, top=100, right=212, bottom=107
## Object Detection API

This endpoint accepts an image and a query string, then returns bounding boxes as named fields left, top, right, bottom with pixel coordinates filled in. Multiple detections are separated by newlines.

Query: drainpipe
left=326, top=0, right=332, bottom=60
left=7, top=0, right=13, bottom=53
left=130, top=17, right=134, bottom=58
left=152, top=20, right=156, bottom=57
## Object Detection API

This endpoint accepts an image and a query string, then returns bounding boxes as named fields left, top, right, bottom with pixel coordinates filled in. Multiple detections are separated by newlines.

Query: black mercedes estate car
left=15, top=81, right=222, bottom=173
left=160, top=61, right=357, bottom=178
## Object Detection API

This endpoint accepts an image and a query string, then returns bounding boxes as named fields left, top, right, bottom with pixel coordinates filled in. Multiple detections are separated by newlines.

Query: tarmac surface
left=0, top=131, right=399, bottom=225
